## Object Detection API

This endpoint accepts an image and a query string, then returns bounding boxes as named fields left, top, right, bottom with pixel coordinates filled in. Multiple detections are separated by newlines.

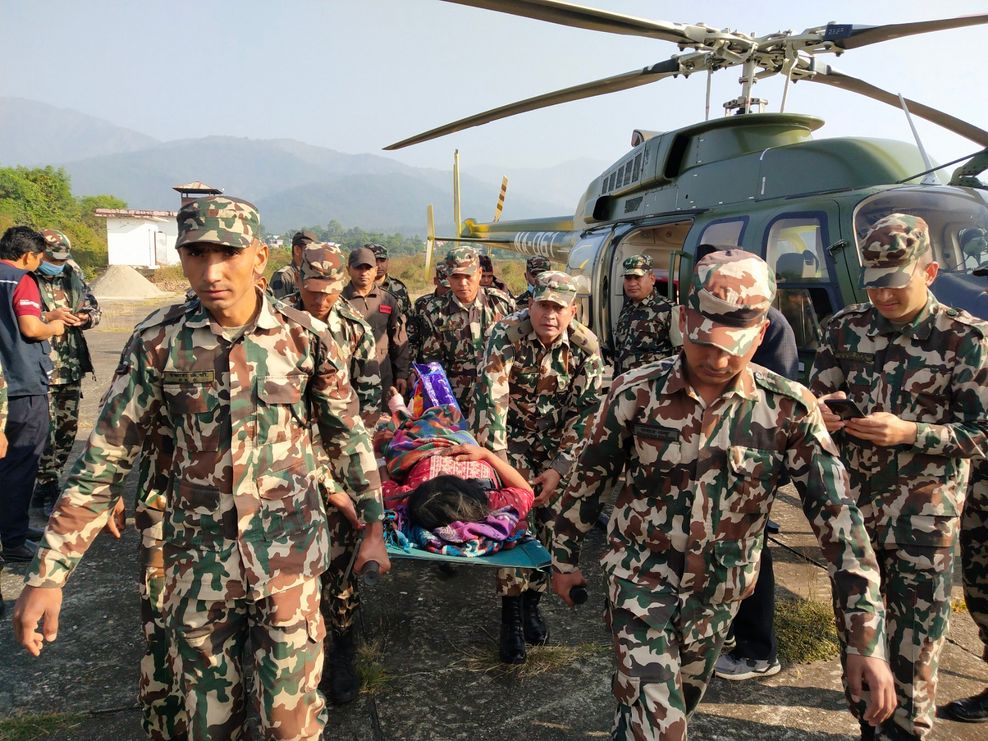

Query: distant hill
left=0, top=97, right=160, bottom=165
left=0, top=97, right=607, bottom=235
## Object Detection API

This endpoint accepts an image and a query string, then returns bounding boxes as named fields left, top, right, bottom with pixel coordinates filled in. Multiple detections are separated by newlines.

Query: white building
left=93, top=208, right=179, bottom=268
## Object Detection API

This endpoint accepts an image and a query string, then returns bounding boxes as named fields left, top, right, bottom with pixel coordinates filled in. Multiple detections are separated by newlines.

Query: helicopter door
left=608, top=218, right=695, bottom=343
left=566, top=229, right=615, bottom=344
left=762, top=210, right=842, bottom=374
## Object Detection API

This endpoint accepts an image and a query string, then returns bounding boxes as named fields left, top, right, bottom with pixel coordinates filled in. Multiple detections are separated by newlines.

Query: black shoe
left=25, top=527, right=44, bottom=542
left=939, top=687, right=988, bottom=723
left=499, top=596, right=526, bottom=664
left=324, top=628, right=360, bottom=704
left=521, top=590, right=549, bottom=646
left=1, top=540, right=39, bottom=563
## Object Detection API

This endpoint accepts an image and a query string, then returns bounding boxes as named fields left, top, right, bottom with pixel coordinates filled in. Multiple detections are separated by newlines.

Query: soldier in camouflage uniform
left=291, top=241, right=382, bottom=704
left=612, top=254, right=674, bottom=377
left=810, top=214, right=988, bottom=740
left=14, top=196, right=390, bottom=740
left=939, top=458, right=988, bottom=722
left=369, top=243, right=411, bottom=316
left=473, top=271, right=603, bottom=664
left=269, top=229, right=317, bottom=299
left=33, top=230, right=101, bottom=516
left=408, top=262, right=450, bottom=355
left=514, top=255, right=551, bottom=312
left=552, top=250, right=895, bottom=740
left=417, top=246, right=514, bottom=419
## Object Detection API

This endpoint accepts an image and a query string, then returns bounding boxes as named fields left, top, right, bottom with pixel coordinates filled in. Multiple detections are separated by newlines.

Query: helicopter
left=385, top=0, right=988, bottom=374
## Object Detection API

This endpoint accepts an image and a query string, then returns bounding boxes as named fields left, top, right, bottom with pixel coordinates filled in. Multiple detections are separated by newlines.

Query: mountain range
left=0, top=97, right=608, bottom=235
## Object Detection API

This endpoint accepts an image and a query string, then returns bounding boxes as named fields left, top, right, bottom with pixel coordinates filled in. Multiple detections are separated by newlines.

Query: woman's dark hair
left=408, top=475, right=490, bottom=530
left=0, top=227, right=46, bottom=260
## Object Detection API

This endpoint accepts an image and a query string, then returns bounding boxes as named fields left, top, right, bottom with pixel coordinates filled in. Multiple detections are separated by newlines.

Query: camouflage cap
left=41, top=229, right=71, bottom=259
left=623, top=254, right=654, bottom=277
left=532, top=270, right=578, bottom=307
left=300, top=242, right=346, bottom=294
left=348, top=246, right=376, bottom=268
left=435, top=261, right=450, bottom=286
left=526, top=255, right=551, bottom=275
left=292, top=229, right=319, bottom=247
left=446, top=246, right=480, bottom=275
left=684, top=249, right=774, bottom=356
left=176, top=196, right=260, bottom=250
left=860, top=213, right=931, bottom=289
left=367, top=243, right=388, bottom=259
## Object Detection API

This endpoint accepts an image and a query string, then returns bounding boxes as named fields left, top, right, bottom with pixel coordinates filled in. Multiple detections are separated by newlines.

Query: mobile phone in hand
left=823, top=398, right=865, bottom=421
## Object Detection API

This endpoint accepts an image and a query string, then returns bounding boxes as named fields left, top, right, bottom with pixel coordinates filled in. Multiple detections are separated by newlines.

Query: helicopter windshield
left=853, top=188, right=988, bottom=275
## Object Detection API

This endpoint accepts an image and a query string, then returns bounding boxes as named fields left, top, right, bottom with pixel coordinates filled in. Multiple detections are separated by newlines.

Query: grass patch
left=951, top=596, right=968, bottom=614
left=0, top=712, right=87, bottom=741
left=357, top=638, right=391, bottom=696
left=455, top=641, right=609, bottom=679
left=775, top=598, right=841, bottom=664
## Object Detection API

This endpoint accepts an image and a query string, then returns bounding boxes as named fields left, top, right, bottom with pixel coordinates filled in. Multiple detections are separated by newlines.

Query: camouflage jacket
left=37, top=264, right=100, bottom=385
left=408, top=291, right=439, bottom=355
left=269, top=264, right=300, bottom=300
left=379, top=275, right=411, bottom=316
left=417, top=287, right=515, bottom=418
left=288, top=292, right=382, bottom=423
left=27, top=293, right=383, bottom=602
left=514, top=288, right=533, bottom=312
left=552, top=355, right=887, bottom=658
left=612, top=288, right=674, bottom=376
left=808, top=295, right=988, bottom=548
left=473, top=311, right=604, bottom=477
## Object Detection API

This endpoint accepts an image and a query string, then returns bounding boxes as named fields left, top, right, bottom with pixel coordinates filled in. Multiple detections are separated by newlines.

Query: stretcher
left=384, top=535, right=551, bottom=569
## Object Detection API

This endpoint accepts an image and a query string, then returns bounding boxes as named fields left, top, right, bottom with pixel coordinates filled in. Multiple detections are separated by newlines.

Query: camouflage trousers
left=838, top=541, right=954, bottom=740
left=320, top=507, right=360, bottom=634
left=36, top=382, right=81, bottom=486
left=495, top=444, right=557, bottom=597
left=139, top=543, right=186, bottom=741
left=170, top=577, right=327, bottom=740
left=962, top=469, right=988, bottom=661
left=607, top=596, right=733, bottom=740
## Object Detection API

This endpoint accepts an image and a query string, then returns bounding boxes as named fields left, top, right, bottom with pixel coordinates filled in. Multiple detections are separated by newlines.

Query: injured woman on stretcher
left=372, top=393, right=535, bottom=559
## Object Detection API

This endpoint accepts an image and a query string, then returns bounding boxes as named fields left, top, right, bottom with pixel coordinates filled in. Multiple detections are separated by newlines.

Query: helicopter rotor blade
left=440, top=0, right=697, bottom=44
left=823, top=14, right=988, bottom=50
left=805, top=66, right=988, bottom=147
left=384, top=58, right=683, bottom=150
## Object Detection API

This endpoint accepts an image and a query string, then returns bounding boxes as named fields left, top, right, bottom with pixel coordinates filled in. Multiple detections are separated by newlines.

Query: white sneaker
left=714, top=652, right=782, bottom=681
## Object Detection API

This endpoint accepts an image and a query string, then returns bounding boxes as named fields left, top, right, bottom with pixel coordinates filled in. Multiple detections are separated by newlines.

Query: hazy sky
left=2, top=0, right=987, bottom=180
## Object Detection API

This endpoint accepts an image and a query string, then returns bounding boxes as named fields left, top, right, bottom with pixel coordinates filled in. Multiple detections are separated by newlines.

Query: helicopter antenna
left=704, top=68, right=712, bottom=121
left=898, top=93, right=938, bottom=185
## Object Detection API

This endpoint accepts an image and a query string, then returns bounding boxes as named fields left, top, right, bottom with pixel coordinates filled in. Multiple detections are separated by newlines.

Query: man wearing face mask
left=33, top=230, right=101, bottom=517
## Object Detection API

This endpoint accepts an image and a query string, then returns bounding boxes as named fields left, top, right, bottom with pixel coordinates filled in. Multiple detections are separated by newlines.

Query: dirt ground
left=0, top=296, right=986, bottom=740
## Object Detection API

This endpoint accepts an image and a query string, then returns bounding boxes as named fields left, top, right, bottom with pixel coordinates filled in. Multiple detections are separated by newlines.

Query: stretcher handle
left=360, top=560, right=381, bottom=585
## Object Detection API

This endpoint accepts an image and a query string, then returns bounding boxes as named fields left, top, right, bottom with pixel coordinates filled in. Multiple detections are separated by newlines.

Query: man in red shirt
left=0, top=227, right=64, bottom=562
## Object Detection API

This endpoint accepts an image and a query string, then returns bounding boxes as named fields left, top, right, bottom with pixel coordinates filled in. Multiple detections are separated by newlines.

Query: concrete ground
left=1, top=297, right=986, bottom=740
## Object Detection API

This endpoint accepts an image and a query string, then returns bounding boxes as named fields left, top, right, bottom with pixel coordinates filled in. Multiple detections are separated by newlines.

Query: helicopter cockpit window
left=698, top=219, right=746, bottom=249
left=853, top=188, right=988, bottom=275
left=765, top=218, right=830, bottom=283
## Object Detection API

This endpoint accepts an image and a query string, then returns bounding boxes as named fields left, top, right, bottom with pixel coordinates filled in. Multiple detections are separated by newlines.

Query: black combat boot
left=521, top=589, right=549, bottom=646
left=325, top=628, right=360, bottom=704
left=499, top=596, right=526, bottom=664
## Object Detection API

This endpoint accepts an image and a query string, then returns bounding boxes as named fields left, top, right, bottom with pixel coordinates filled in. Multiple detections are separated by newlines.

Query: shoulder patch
left=752, top=365, right=814, bottom=412
left=502, top=313, right=532, bottom=343
left=941, top=305, right=988, bottom=338
left=568, top=320, right=600, bottom=355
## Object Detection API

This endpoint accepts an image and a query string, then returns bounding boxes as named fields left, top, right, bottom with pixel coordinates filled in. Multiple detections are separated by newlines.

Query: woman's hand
left=443, top=443, right=489, bottom=462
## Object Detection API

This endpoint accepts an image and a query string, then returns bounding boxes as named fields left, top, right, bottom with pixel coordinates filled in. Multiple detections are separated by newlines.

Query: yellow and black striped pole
left=493, top=176, right=508, bottom=223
